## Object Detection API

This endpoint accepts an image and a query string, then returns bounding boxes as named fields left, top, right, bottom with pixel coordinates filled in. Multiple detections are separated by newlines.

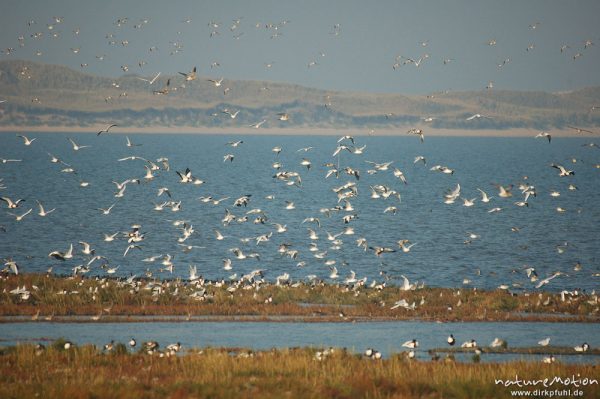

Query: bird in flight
left=535, top=132, right=551, bottom=143
left=68, top=138, right=91, bottom=151
left=179, top=66, right=197, bottom=81
left=97, top=124, right=117, bottom=136
left=249, top=120, right=267, bottom=129
left=136, top=72, right=161, bottom=85
left=567, top=125, right=595, bottom=134
left=17, top=134, right=36, bottom=146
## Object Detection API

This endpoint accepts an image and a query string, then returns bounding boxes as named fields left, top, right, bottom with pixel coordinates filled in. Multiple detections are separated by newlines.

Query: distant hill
left=1, top=60, right=599, bottom=132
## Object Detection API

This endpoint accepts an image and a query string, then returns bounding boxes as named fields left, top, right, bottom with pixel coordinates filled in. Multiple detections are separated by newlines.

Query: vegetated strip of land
left=1, top=274, right=598, bottom=322
left=0, top=344, right=598, bottom=399
left=0, top=125, right=594, bottom=137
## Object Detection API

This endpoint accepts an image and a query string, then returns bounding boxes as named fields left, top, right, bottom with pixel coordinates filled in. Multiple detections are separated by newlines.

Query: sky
left=0, top=0, right=599, bottom=94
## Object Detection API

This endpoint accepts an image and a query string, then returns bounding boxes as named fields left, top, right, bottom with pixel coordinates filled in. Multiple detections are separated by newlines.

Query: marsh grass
left=0, top=344, right=598, bottom=399
left=1, top=274, right=598, bottom=322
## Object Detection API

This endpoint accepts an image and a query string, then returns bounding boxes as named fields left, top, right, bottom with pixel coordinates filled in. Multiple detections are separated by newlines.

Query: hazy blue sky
left=1, top=0, right=599, bottom=94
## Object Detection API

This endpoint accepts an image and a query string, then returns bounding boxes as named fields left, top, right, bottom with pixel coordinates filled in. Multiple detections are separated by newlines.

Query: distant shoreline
left=0, top=125, right=591, bottom=137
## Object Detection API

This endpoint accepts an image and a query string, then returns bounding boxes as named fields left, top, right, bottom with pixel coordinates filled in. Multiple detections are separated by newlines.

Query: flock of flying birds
left=1, top=125, right=599, bottom=303
left=0, top=13, right=599, bottom=301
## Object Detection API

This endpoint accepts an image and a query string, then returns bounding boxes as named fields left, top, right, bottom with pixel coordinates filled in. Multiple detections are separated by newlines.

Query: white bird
left=9, top=208, right=32, bottom=221
left=68, top=138, right=91, bottom=151
left=98, top=203, right=116, bottom=215
left=126, top=136, right=141, bottom=147
left=103, top=232, right=119, bottom=242
left=538, top=337, right=551, bottom=347
left=136, top=71, right=161, bottom=85
left=477, top=188, right=493, bottom=203
left=535, top=272, right=563, bottom=289
left=462, top=197, right=476, bottom=207
left=466, top=113, right=491, bottom=121
left=207, top=77, right=224, bottom=87
left=36, top=200, right=55, bottom=216
left=249, top=119, right=267, bottom=129
left=329, top=266, right=339, bottom=279
left=1, top=158, right=22, bottom=163
left=214, top=230, right=227, bottom=241
left=402, top=339, right=419, bottom=349
left=223, top=110, right=241, bottom=119
left=414, top=156, right=426, bottom=165
left=17, top=134, right=36, bottom=146
left=227, top=140, right=244, bottom=147
left=79, top=241, right=95, bottom=255
left=48, top=243, right=74, bottom=260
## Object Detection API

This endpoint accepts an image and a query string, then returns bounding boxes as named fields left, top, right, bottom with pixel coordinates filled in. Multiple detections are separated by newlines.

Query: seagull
left=538, top=337, right=551, bottom=347
left=8, top=208, right=32, bottom=221
left=68, top=138, right=91, bottom=151
left=413, top=156, right=426, bottom=165
left=249, top=119, right=267, bottom=129
left=566, top=125, right=594, bottom=134
left=495, top=184, right=513, bottom=198
left=477, top=188, right=492, bottom=203
left=398, top=240, right=417, bottom=253
left=207, top=77, right=224, bottom=87
left=535, top=132, right=551, bottom=143
left=1, top=197, right=25, bottom=209
left=402, top=339, right=419, bottom=349
left=535, top=272, right=563, bottom=289
left=136, top=71, right=161, bottom=85
left=123, top=244, right=142, bottom=257
left=48, top=243, right=74, bottom=260
left=223, top=110, right=241, bottom=119
left=79, top=241, right=95, bottom=255
left=1, top=158, right=22, bottom=163
left=574, top=343, right=590, bottom=352
left=214, top=230, right=227, bottom=241
left=226, top=140, right=243, bottom=147
left=551, top=163, right=574, bottom=177
left=98, top=203, right=116, bottom=215
left=126, top=136, right=141, bottom=147
left=179, top=66, right=197, bottom=81
left=17, top=134, right=36, bottom=146
left=223, top=154, right=235, bottom=162
left=153, top=79, right=170, bottom=95
left=466, top=113, right=491, bottom=121
left=36, top=200, right=55, bottom=216
left=103, top=232, right=119, bottom=242
left=365, top=161, right=393, bottom=171
left=97, top=124, right=117, bottom=136
left=393, top=168, right=408, bottom=184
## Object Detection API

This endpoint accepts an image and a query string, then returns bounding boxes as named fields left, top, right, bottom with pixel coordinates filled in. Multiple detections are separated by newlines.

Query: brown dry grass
left=0, top=344, right=598, bottom=399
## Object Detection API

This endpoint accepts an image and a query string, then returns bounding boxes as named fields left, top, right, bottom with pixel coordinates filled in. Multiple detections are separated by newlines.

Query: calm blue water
left=1, top=133, right=599, bottom=291
left=0, top=320, right=598, bottom=363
